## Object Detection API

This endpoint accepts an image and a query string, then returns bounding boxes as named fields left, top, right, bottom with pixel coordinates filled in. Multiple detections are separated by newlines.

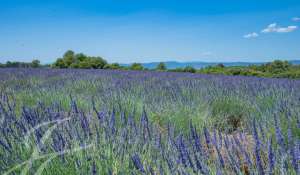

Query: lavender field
left=0, top=68, right=299, bottom=174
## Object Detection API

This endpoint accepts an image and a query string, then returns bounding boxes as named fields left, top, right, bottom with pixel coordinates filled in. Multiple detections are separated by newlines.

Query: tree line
left=0, top=60, right=42, bottom=68
left=1, top=50, right=300, bottom=78
left=198, top=61, right=300, bottom=78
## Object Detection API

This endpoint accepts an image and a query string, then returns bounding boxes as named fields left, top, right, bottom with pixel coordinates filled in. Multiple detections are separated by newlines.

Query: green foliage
left=104, top=63, right=123, bottom=70
left=263, top=60, right=290, bottom=73
left=130, top=63, right=144, bottom=70
left=209, top=97, right=254, bottom=133
left=0, top=60, right=42, bottom=68
left=198, top=60, right=300, bottom=79
left=52, top=50, right=107, bottom=69
left=183, top=66, right=196, bottom=73
left=167, top=68, right=184, bottom=72
left=156, top=62, right=167, bottom=71
left=31, top=59, right=41, bottom=68
left=217, top=63, right=225, bottom=68
left=167, top=66, right=196, bottom=73
left=53, top=58, right=67, bottom=68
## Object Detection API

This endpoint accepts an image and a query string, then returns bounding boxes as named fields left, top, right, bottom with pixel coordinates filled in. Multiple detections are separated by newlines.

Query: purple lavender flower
left=131, top=153, right=145, bottom=173
left=140, top=109, right=151, bottom=140
left=274, top=115, right=285, bottom=151
left=120, top=111, right=127, bottom=125
left=156, top=132, right=162, bottom=150
left=91, top=161, right=97, bottom=175
left=223, top=136, right=241, bottom=174
left=218, top=130, right=223, bottom=148
left=159, top=164, right=164, bottom=175
left=203, top=127, right=211, bottom=147
left=0, top=139, right=11, bottom=152
left=176, top=135, right=188, bottom=167
left=189, top=122, right=202, bottom=153
left=286, top=116, right=298, bottom=173
left=252, top=119, right=264, bottom=175
left=293, top=139, right=300, bottom=174
left=233, top=134, right=252, bottom=168
left=268, top=137, right=275, bottom=175
left=215, top=146, right=225, bottom=169
left=148, top=165, right=155, bottom=175
left=165, top=157, right=174, bottom=173
left=213, top=129, right=218, bottom=147
left=79, top=112, right=91, bottom=137
left=216, top=168, right=223, bottom=175
left=110, top=109, right=116, bottom=135
left=70, top=98, right=78, bottom=113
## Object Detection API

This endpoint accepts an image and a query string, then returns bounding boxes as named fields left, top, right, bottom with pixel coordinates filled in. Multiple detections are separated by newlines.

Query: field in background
left=0, top=68, right=299, bottom=174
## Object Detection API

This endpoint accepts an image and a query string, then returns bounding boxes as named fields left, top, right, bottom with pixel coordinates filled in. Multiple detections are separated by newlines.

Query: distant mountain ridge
left=121, top=60, right=300, bottom=69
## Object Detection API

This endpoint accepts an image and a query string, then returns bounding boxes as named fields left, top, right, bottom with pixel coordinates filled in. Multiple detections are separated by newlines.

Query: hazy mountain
left=122, top=60, right=300, bottom=69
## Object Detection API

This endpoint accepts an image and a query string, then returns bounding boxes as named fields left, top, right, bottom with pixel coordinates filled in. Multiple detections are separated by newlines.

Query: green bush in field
left=52, top=50, right=107, bottom=69
left=129, top=63, right=144, bottom=70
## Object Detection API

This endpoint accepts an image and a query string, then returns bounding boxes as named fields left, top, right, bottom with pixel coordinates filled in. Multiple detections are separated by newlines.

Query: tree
left=53, top=58, right=67, bottom=68
left=156, top=62, right=167, bottom=71
left=31, top=59, right=40, bottom=68
left=217, top=63, right=225, bottom=68
left=183, top=66, right=196, bottom=73
left=130, top=63, right=144, bottom=71
left=63, top=50, right=75, bottom=67
left=75, top=53, right=87, bottom=62
left=104, top=63, right=122, bottom=69
left=5, top=61, right=12, bottom=67
left=88, top=57, right=107, bottom=69
left=264, top=60, right=290, bottom=73
left=52, top=50, right=107, bottom=69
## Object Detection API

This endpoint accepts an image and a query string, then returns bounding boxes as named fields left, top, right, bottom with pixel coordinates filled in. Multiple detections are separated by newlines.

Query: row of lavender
left=0, top=98, right=299, bottom=174
left=1, top=68, right=300, bottom=130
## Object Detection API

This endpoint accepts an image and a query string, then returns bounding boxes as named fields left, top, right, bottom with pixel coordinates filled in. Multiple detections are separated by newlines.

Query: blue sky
left=1, top=0, right=300, bottom=63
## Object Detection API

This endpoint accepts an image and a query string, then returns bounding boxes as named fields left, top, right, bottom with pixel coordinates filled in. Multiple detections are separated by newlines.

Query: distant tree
left=53, top=58, right=67, bottom=68
left=111, top=63, right=122, bottom=69
left=52, top=50, right=107, bottom=69
left=75, top=53, right=87, bottom=62
left=88, top=57, right=107, bottom=69
left=264, top=60, right=290, bottom=73
left=104, top=63, right=122, bottom=69
left=63, top=50, right=76, bottom=67
left=130, top=63, right=144, bottom=71
left=174, top=68, right=184, bottom=72
left=5, top=61, right=12, bottom=67
left=77, top=60, right=92, bottom=69
left=69, top=62, right=80, bottom=68
left=183, top=66, right=196, bottom=73
left=156, top=62, right=167, bottom=71
left=31, top=59, right=40, bottom=68
left=217, top=63, right=225, bottom=68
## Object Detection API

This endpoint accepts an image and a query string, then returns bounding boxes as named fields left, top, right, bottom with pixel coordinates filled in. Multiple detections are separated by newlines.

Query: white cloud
left=243, top=32, right=259, bottom=38
left=292, top=17, right=300, bottom=22
left=276, top=26, right=297, bottom=33
left=261, top=23, right=297, bottom=33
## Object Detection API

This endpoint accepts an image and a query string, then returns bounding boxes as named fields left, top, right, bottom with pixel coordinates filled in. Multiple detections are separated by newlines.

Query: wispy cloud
left=201, top=51, right=213, bottom=56
left=292, top=17, right=300, bottom=22
left=243, top=32, right=259, bottom=39
left=261, top=23, right=297, bottom=33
